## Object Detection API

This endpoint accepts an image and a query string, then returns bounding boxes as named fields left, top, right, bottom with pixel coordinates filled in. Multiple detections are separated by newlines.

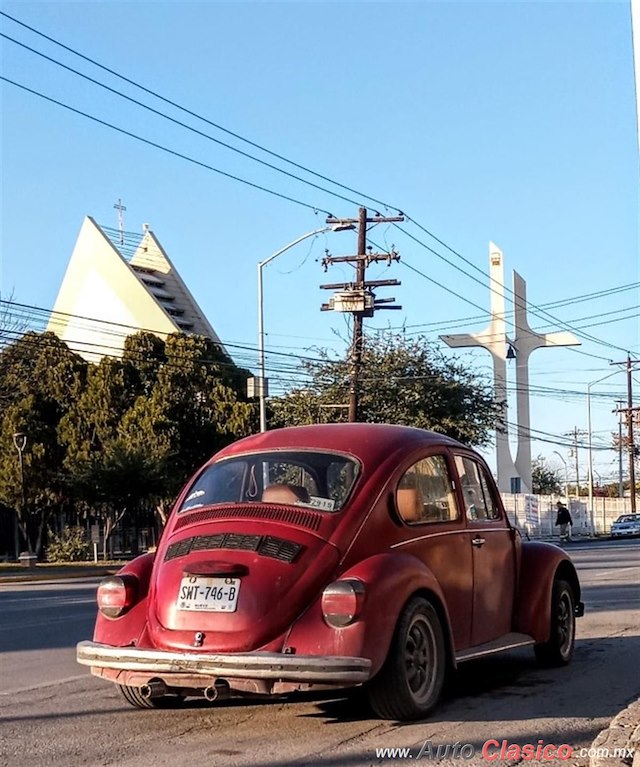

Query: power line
left=372, top=281, right=640, bottom=335
left=402, top=304, right=640, bottom=342
left=502, top=420, right=614, bottom=452
left=2, top=307, right=625, bottom=449
left=6, top=298, right=626, bottom=405
left=0, top=75, right=332, bottom=216
left=5, top=297, right=633, bottom=394
left=398, top=255, right=612, bottom=363
left=396, top=224, right=627, bottom=356
left=0, top=297, right=343, bottom=367
left=0, top=10, right=401, bottom=214
left=0, top=323, right=316, bottom=384
left=0, top=31, right=369, bottom=211
left=2, top=14, right=633, bottom=359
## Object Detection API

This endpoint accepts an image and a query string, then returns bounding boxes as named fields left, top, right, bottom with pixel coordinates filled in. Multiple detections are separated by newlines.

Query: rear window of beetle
left=179, top=451, right=359, bottom=513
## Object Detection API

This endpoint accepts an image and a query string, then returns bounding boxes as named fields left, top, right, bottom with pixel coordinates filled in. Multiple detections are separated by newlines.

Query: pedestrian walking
left=555, top=501, right=573, bottom=542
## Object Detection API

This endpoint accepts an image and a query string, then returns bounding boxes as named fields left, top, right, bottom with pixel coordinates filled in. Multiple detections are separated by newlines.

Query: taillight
left=97, top=575, right=137, bottom=618
left=321, top=579, right=365, bottom=628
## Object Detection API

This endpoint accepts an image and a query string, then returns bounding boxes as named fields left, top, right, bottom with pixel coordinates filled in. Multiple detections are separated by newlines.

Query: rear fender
left=93, top=553, right=155, bottom=647
left=515, top=542, right=581, bottom=642
left=284, top=552, right=454, bottom=677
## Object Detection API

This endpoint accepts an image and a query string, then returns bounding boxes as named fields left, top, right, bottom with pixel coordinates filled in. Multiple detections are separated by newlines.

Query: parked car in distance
left=77, top=424, right=584, bottom=721
left=610, top=513, right=640, bottom=538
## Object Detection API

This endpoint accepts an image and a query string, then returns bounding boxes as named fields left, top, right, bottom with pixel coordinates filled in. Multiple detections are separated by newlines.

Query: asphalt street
left=0, top=539, right=637, bottom=767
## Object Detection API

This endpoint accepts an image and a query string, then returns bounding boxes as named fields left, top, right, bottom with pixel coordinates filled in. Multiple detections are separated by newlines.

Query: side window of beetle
left=454, top=456, right=501, bottom=521
left=397, top=455, right=458, bottom=524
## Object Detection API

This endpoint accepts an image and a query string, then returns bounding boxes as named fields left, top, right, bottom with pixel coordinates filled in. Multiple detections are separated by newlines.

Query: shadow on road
left=304, top=635, right=640, bottom=726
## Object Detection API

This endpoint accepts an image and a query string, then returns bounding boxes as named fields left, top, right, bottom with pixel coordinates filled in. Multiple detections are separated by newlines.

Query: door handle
left=471, top=537, right=486, bottom=547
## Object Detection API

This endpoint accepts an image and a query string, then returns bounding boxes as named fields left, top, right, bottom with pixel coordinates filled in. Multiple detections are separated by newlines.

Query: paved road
left=0, top=579, right=97, bottom=693
left=0, top=540, right=637, bottom=767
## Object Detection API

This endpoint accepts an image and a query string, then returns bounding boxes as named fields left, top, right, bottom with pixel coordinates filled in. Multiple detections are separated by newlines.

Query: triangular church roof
left=47, top=217, right=225, bottom=361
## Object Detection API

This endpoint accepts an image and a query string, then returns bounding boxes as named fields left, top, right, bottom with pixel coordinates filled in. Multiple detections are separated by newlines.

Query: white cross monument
left=440, top=243, right=580, bottom=493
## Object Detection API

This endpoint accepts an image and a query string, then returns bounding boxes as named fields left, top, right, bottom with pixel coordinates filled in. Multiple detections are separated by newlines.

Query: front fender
left=285, top=552, right=454, bottom=678
left=515, top=541, right=581, bottom=642
left=93, top=552, right=156, bottom=647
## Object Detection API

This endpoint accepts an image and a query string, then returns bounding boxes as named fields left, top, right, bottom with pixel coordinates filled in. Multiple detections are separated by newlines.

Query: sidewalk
left=0, top=562, right=122, bottom=583
left=589, top=697, right=640, bottom=767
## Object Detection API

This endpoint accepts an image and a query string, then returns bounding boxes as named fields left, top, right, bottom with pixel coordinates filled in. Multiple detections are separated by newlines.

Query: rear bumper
left=76, top=640, right=371, bottom=684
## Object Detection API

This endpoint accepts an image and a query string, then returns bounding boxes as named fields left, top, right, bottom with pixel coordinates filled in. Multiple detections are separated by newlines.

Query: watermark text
left=374, top=739, right=635, bottom=761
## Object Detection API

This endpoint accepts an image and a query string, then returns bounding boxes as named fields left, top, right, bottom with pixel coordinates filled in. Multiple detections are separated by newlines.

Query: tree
left=0, top=293, right=28, bottom=408
left=0, top=332, right=87, bottom=555
left=531, top=455, right=562, bottom=495
left=0, top=328, right=253, bottom=558
left=269, top=332, right=503, bottom=447
left=122, top=334, right=254, bottom=498
left=61, top=331, right=254, bottom=536
left=71, top=440, right=170, bottom=559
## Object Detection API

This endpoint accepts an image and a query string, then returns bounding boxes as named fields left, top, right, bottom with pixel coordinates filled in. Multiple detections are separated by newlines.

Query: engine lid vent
left=173, top=504, right=323, bottom=532
left=164, top=532, right=303, bottom=564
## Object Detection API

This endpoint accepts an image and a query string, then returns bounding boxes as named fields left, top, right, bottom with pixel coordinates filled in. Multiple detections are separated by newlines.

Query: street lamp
left=12, top=431, right=27, bottom=559
left=257, top=223, right=354, bottom=432
left=552, top=450, right=569, bottom=500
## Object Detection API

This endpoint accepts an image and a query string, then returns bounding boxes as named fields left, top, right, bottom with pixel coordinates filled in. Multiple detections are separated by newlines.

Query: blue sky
left=1, top=1, right=638, bottom=485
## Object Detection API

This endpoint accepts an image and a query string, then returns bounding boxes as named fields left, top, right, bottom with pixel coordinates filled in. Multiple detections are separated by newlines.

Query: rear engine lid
left=149, top=523, right=339, bottom=652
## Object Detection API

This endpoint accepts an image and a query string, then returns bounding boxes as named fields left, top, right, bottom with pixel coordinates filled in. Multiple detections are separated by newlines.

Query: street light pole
left=257, top=224, right=353, bottom=433
left=12, top=431, right=27, bottom=559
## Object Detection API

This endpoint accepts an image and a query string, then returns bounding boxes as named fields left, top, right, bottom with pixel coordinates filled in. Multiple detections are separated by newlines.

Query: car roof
left=214, top=423, right=467, bottom=466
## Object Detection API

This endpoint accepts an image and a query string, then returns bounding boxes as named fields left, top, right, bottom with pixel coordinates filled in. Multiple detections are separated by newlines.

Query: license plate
left=177, top=576, right=240, bottom=612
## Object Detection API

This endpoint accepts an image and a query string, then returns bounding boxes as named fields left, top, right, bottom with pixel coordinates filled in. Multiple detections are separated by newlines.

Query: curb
left=0, top=566, right=120, bottom=584
left=590, top=697, right=640, bottom=767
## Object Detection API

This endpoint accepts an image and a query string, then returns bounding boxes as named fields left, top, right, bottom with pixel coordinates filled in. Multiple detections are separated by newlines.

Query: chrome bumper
left=76, top=640, right=371, bottom=684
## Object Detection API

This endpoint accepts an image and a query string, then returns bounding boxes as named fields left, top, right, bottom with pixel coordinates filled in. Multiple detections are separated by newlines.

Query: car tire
left=117, top=683, right=185, bottom=709
left=534, top=578, right=575, bottom=667
left=367, top=596, right=445, bottom=721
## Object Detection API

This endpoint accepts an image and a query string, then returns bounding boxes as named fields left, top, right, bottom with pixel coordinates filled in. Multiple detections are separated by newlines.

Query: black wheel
left=367, top=596, right=445, bottom=721
left=534, top=578, right=575, bottom=667
left=117, top=684, right=185, bottom=709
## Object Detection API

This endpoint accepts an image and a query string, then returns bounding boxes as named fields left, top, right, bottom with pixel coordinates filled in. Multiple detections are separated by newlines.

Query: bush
left=46, top=526, right=91, bottom=562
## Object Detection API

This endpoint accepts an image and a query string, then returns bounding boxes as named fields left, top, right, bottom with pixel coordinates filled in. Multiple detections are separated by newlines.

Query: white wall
left=501, top=493, right=637, bottom=537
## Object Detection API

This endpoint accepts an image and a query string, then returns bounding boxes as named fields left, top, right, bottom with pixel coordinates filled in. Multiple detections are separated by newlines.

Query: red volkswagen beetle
left=77, top=424, right=583, bottom=721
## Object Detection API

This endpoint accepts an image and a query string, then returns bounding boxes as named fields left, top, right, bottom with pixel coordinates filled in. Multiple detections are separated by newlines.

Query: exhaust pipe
left=140, top=679, right=167, bottom=700
left=203, top=680, right=230, bottom=702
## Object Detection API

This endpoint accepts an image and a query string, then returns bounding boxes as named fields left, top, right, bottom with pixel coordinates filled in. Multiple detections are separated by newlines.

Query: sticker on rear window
left=309, top=496, right=335, bottom=511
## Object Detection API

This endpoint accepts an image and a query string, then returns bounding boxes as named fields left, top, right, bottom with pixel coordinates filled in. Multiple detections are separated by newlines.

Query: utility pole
left=351, top=207, right=367, bottom=424
left=573, top=428, right=580, bottom=498
left=611, top=356, right=638, bottom=514
left=321, top=207, right=405, bottom=421
left=566, top=427, right=586, bottom=498
left=615, top=400, right=625, bottom=499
